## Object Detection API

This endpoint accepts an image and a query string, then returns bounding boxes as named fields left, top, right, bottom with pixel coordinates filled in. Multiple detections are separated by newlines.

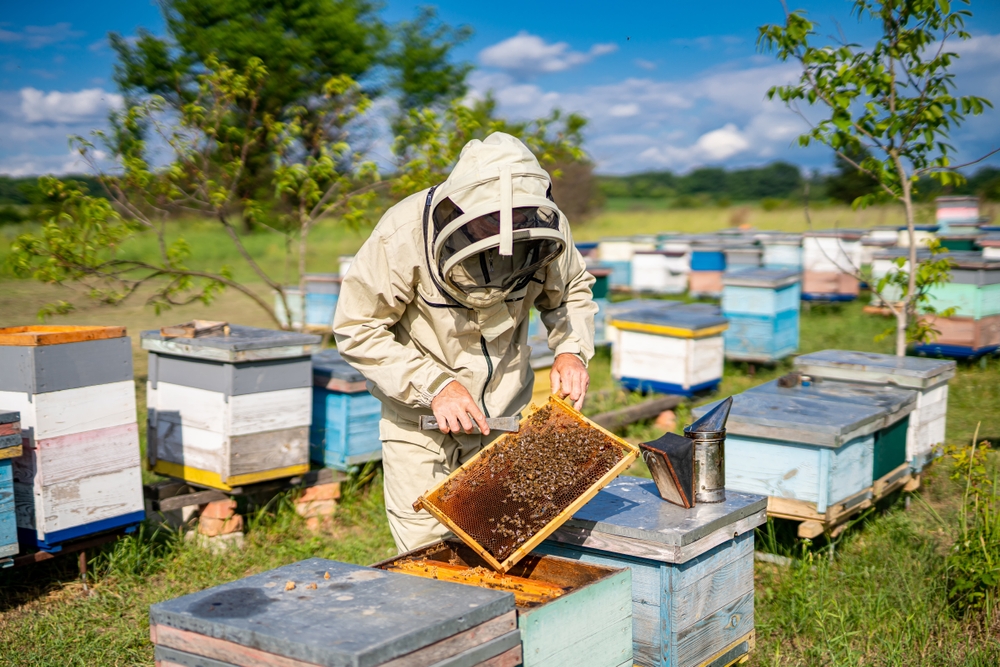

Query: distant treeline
left=597, top=161, right=1000, bottom=205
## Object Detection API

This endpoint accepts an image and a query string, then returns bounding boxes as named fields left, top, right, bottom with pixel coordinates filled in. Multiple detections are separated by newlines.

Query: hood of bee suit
left=426, top=132, right=569, bottom=341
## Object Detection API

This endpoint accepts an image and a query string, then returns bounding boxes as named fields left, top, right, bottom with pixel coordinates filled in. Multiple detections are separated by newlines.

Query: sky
left=2, top=0, right=1000, bottom=176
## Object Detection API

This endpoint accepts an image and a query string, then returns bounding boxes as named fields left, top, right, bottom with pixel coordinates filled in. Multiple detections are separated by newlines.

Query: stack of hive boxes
left=868, top=248, right=930, bottom=308
left=794, top=350, right=954, bottom=473
left=936, top=195, right=980, bottom=234
left=0, top=410, right=21, bottom=564
left=688, top=239, right=727, bottom=297
left=758, top=233, right=803, bottom=271
left=802, top=231, right=863, bottom=300
left=144, top=325, right=321, bottom=491
left=149, top=558, right=523, bottom=667
left=598, top=237, right=634, bottom=290
left=918, top=254, right=1000, bottom=358
left=631, top=250, right=688, bottom=294
left=303, top=273, right=341, bottom=330
left=723, top=243, right=762, bottom=272
left=980, top=234, right=1000, bottom=260
left=0, top=326, right=144, bottom=550
left=721, top=268, right=801, bottom=363
left=309, top=349, right=382, bottom=472
left=610, top=304, right=728, bottom=396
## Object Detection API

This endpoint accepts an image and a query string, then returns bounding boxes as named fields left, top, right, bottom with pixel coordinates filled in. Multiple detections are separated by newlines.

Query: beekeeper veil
left=427, top=133, right=568, bottom=340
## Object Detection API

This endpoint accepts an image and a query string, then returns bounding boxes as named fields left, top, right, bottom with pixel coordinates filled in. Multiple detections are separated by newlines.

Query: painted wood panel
left=0, top=459, right=16, bottom=558
left=149, top=419, right=225, bottom=473
left=15, top=465, right=143, bottom=537
left=721, top=284, right=800, bottom=316
left=669, top=552, right=754, bottom=634
left=0, top=336, right=132, bottom=394
left=150, top=383, right=310, bottom=436
left=12, top=422, right=140, bottom=488
left=228, top=427, right=310, bottom=478
left=689, top=337, right=725, bottom=388
left=0, top=380, right=136, bottom=442
left=674, top=590, right=754, bottom=667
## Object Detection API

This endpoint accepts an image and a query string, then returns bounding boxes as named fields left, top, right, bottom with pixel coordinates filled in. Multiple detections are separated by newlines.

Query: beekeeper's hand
left=551, top=353, right=589, bottom=411
left=431, top=381, right=490, bottom=435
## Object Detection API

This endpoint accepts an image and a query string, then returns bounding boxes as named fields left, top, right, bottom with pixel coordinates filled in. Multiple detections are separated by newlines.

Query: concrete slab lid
left=312, top=349, right=367, bottom=383
left=692, top=391, right=889, bottom=447
left=561, top=477, right=766, bottom=547
left=722, top=267, right=801, bottom=289
left=746, top=379, right=918, bottom=420
left=612, top=304, right=728, bottom=331
left=149, top=558, right=514, bottom=667
left=141, top=325, right=321, bottom=354
left=0, top=410, right=19, bottom=425
left=793, top=349, right=956, bottom=384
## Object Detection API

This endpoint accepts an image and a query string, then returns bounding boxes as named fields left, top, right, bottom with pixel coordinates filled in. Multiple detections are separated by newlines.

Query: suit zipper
left=479, top=336, right=493, bottom=418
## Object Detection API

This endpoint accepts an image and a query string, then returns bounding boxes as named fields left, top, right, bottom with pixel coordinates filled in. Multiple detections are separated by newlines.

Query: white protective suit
left=333, top=132, right=598, bottom=552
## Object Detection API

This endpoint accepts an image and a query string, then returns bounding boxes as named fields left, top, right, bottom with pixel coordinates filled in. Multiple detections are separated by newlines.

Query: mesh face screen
left=424, top=403, right=629, bottom=563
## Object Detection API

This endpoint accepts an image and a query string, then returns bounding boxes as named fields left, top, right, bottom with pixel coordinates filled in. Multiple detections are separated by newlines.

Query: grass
left=1, top=207, right=1000, bottom=665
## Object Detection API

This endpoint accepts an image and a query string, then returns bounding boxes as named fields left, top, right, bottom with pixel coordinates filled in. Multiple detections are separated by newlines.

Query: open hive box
left=373, top=540, right=634, bottom=667
left=413, top=395, right=640, bottom=572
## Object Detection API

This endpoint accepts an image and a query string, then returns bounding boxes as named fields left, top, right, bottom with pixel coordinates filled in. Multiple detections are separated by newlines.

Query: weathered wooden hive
left=610, top=304, right=728, bottom=396
left=917, top=253, right=1000, bottom=358
left=309, top=348, right=381, bottom=472
left=538, top=477, right=767, bottom=667
left=721, top=268, right=801, bottom=363
left=374, top=540, right=633, bottom=667
left=143, top=325, right=321, bottom=491
left=793, top=349, right=955, bottom=472
left=0, top=326, right=144, bottom=550
left=801, top=230, right=862, bottom=301
left=149, top=558, right=522, bottom=667
left=0, top=410, right=21, bottom=564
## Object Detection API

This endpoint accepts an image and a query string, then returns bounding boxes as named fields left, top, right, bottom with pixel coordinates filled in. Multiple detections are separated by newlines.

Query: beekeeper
left=333, top=132, right=598, bottom=553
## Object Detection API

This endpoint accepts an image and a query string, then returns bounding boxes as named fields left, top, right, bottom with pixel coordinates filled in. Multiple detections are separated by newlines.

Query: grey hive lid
left=605, top=298, right=683, bottom=319
left=793, top=349, right=956, bottom=388
left=723, top=267, right=801, bottom=288
left=149, top=558, right=514, bottom=667
left=312, top=349, right=366, bottom=384
left=948, top=252, right=1000, bottom=270
left=142, top=325, right=321, bottom=361
left=692, top=391, right=889, bottom=448
left=611, top=304, right=728, bottom=332
left=0, top=410, right=18, bottom=425
left=747, top=379, right=917, bottom=423
left=872, top=248, right=932, bottom=261
left=561, top=477, right=766, bottom=549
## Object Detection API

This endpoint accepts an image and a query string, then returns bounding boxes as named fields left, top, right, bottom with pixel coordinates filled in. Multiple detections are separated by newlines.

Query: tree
left=826, top=147, right=882, bottom=205
left=759, top=0, right=996, bottom=355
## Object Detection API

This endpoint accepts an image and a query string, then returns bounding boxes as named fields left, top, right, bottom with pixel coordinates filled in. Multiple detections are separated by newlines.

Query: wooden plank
left=380, top=613, right=517, bottom=667
left=227, top=426, right=310, bottom=479
left=153, top=625, right=326, bottom=667
left=872, top=463, right=912, bottom=499
left=11, top=529, right=123, bottom=567
left=12, top=423, right=140, bottom=488
left=674, top=590, right=754, bottom=667
left=670, top=551, right=754, bottom=634
left=151, top=383, right=311, bottom=436
left=695, top=631, right=754, bottom=667
left=0, top=325, right=125, bottom=346
left=589, top=395, right=684, bottom=431
left=151, top=459, right=310, bottom=492
left=385, top=561, right=567, bottom=607
left=0, top=380, right=137, bottom=442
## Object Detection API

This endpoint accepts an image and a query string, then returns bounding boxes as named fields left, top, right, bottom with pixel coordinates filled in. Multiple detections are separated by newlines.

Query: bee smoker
left=640, top=397, right=732, bottom=507
left=684, top=397, right=732, bottom=504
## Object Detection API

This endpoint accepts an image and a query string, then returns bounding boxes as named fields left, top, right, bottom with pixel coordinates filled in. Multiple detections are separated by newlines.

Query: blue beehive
left=0, top=410, right=20, bottom=566
left=537, top=477, right=767, bottom=667
left=694, top=391, right=893, bottom=516
left=310, top=349, right=382, bottom=471
left=303, top=273, right=340, bottom=329
left=722, top=268, right=801, bottom=363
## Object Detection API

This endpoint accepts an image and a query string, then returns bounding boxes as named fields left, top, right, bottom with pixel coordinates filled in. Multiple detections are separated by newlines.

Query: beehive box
left=589, top=266, right=613, bottom=345
left=895, top=225, right=939, bottom=248
left=537, top=477, right=767, bottom=667
left=304, top=273, right=341, bottom=329
left=611, top=305, right=728, bottom=396
left=923, top=254, right=1000, bottom=320
left=803, top=231, right=862, bottom=273
left=721, top=269, right=800, bottom=362
left=918, top=314, right=1000, bottom=357
left=414, top=397, right=639, bottom=572
left=599, top=237, right=634, bottom=289
left=0, top=326, right=144, bottom=550
left=801, top=271, right=860, bottom=301
left=374, top=540, right=633, bottom=667
left=794, top=350, right=954, bottom=471
left=979, top=235, right=1000, bottom=260
left=723, top=245, right=762, bottom=271
left=631, top=251, right=688, bottom=294
left=149, top=558, right=522, bottom=667
left=310, top=349, right=381, bottom=471
left=694, top=392, right=891, bottom=514
left=937, top=195, right=980, bottom=232
left=144, top=325, right=321, bottom=491
left=758, top=234, right=802, bottom=270
left=745, top=380, right=917, bottom=482
left=0, top=410, right=21, bottom=562
left=274, top=287, right=304, bottom=330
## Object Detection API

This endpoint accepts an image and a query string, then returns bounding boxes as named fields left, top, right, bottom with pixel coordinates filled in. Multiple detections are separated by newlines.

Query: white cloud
left=479, top=32, right=616, bottom=76
left=20, top=87, right=123, bottom=124
left=635, top=59, right=657, bottom=71
left=694, top=124, right=750, bottom=160
left=0, top=23, right=84, bottom=49
left=0, top=150, right=89, bottom=177
left=609, top=103, right=641, bottom=118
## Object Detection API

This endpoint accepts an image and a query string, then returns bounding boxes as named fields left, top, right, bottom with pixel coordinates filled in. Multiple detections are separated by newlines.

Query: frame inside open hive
left=414, top=396, right=639, bottom=572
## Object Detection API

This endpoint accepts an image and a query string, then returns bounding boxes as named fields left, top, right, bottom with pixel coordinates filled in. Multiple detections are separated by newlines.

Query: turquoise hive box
left=537, top=477, right=767, bottom=667
left=721, top=268, right=801, bottom=363
left=309, top=349, right=381, bottom=472
left=0, top=410, right=20, bottom=565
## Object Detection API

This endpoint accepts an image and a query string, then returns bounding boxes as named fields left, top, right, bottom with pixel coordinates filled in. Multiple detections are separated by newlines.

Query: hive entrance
left=416, top=397, right=637, bottom=571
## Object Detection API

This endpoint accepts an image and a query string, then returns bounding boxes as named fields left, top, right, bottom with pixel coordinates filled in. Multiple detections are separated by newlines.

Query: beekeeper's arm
left=536, top=228, right=598, bottom=409
left=333, top=226, right=489, bottom=435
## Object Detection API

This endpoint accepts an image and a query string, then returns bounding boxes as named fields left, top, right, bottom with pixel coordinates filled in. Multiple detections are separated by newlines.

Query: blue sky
left=2, top=0, right=1000, bottom=176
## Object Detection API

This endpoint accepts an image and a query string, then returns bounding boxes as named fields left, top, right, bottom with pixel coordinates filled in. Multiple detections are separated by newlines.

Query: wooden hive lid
left=746, top=379, right=917, bottom=427
left=722, top=267, right=801, bottom=289
left=312, top=349, right=367, bottom=392
left=793, top=349, right=956, bottom=388
left=141, top=324, right=321, bottom=362
left=0, top=325, right=125, bottom=347
left=610, top=304, right=728, bottom=338
left=0, top=410, right=19, bottom=425
left=149, top=558, right=515, bottom=667
left=692, top=391, right=889, bottom=448
left=555, top=477, right=766, bottom=560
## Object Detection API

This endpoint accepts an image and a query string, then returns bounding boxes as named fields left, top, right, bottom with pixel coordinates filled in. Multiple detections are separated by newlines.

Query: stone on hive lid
left=149, top=558, right=515, bottom=667
left=793, top=349, right=955, bottom=389
left=692, top=391, right=888, bottom=448
left=141, top=325, right=321, bottom=362
left=722, top=267, right=801, bottom=289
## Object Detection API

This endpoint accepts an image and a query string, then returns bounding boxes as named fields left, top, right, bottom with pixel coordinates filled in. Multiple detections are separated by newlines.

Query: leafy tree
left=826, top=147, right=882, bottom=205
left=759, top=0, right=995, bottom=355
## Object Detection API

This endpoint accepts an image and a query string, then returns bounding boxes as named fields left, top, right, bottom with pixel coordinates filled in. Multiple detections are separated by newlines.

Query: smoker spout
left=685, top=396, right=732, bottom=436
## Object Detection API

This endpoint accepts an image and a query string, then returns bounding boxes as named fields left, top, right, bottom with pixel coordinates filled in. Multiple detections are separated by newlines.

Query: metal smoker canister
left=684, top=396, right=732, bottom=504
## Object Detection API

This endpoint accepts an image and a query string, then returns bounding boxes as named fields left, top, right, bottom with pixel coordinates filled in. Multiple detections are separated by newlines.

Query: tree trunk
left=896, top=159, right=917, bottom=358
